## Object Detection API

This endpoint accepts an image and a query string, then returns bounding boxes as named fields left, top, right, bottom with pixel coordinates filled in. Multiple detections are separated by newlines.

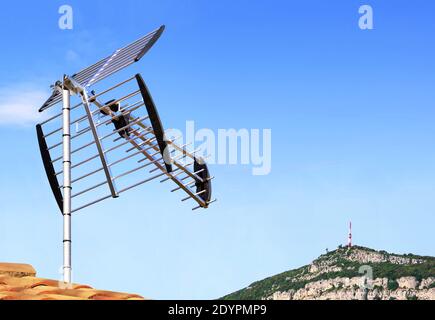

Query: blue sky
left=0, top=0, right=434, bottom=299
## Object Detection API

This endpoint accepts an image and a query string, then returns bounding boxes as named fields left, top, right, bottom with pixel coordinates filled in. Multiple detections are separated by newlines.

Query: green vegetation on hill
left=222, top=266, right=310, bottom=301
left=221, top=246, right=435, bottom=300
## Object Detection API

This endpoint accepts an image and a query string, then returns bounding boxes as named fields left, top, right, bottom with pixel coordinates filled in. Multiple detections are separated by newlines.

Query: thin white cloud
left=0, top=84, right=49, bottom=126
left=65, top=49, right=81, bottom=64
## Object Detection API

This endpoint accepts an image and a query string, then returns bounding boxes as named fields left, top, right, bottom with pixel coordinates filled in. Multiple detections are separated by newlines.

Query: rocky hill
left=222, top=246, right=435, bottom=300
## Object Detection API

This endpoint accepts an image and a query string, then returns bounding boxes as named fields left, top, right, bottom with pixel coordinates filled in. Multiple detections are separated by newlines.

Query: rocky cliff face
left=222, top=246, right=435, bottom=300
left=269, top=276, right=434, bottom=301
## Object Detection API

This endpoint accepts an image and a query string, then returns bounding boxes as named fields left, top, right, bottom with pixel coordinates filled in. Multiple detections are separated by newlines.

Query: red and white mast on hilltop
left=348, top=221, right=352, bottom=248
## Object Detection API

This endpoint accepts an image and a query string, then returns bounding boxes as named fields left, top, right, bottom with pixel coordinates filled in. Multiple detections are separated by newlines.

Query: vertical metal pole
left=62, top=79, right=72, bottom=283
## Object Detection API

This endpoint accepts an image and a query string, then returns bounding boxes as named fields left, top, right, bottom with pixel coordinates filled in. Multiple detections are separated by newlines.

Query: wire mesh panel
left=39, top=26, right=165, bottom=112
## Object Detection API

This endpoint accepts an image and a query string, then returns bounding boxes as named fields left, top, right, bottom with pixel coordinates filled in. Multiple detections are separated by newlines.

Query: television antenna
left=36, top=26, right=215, bottom=283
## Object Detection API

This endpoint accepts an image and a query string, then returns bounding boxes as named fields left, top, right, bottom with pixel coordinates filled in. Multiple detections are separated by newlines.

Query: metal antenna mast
left=36, top=26, right=216, bottom=284
left=62, top=78, right=72, bottom=283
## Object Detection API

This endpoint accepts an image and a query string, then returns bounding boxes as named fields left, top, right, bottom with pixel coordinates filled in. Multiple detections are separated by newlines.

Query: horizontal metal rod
left=138, top=139, right=183, bottom=162
left=111, top=142, right=176, bottom=176
left=169, top=176, right=207, bottom=208
left=70, top=108, right=148, bottom=143
left=84, top=38, right=153, bottom=85
left=55, top=130, right=151, bottom=177
left=74, top=63, right=106, bottom=85
left=182, top=190, right=207, bottom=202
left=173, top=142, right=190, bottom=152
left=157, top=154, right=194, bottom=176
left=138, top=141, right=183, bottom=164
left=113, top=127, right=152, bottom=142
left=135, top=136, right=181, bottom=162
left=172, top=156, right=204, bottom=183
left=142, top=149, right=177, bottom=170
left=44, top=94, right=133, bottom=138
left=135, top=139, right=158, bottom=154
left=192, top=199, right=217, bottom=211
left=71, top=194, right=112, bottom=214
left=39, top=99, right=84, bottom=127
left=88, top=75, right=136, bottom=101
left=100, top=115, right=148, bottom=141
left=80, top=59, right=122, bottom=85
left=54, top=152, right=99, bottom=176
left=46, top=115, right=88, bottom=140
left=148, top=163, right=164, bottom=173
left=48, top=121, right=94, bottom=150
left=52, top=132, right=129, bottom=163
left=171, top=179, right=196, bottom=193
left=167, top=140, right=198, bottom=161
left=97, top=90, right=140, bottom=115
left=71, top=99, right=139, bottom=133
left=175, top=147, right=201, bottom=159
left=117, top=31, right=155, bottom=53
left=158, top=158, right=195, bottom=183
left=126, top=135, right=157, bottom=153
left=73, top=58, right=111, bottom=83
left=39, top=109, right=63, bottom=126
left=44, top=123, right=68, bottom=139
left=177, top=175, right=213, bottom=192
left=56, top=154, right=99, bottom=176
left=112, top=157, right=165, bottom=182
left=66, top=130, right=148, bottom=179
left=48, top=104, right=149, bottom=150
left=117, top=171, right=167, bottom=195
left=181, top=169, right=205, bottom=181
left=98, top=36, right=155, bottom=68
left=71, top=101, right=144, bottom=136
left=110, top=142, right=158, bottom=168
left=95, top=59, right=140, bottom=84
left=136, top=145, right=162, bottom=163
left=159, top=168, right=185, bottom=183
left=72, top=180, right=107, bottom=199
left=133, top=140, right=159, bottom=157
left=97, top=100, right=146, bottom=126
left=71, top=167, right=104, bottom=185
left=76, top=101, right=147, bottom=137
left=91, top=37, right=155, bottom=80
left=104, top=130, right=149, bottom=155
left=54, top=128, right=149, bottom=163
left=148, top=148, right=166, bottom=159
left=94, top=55, right=140, bottom=81
left=125, top=138, right=206, bottom=208
left=68, top=116, right=148, bottom=156
left=158, top=158, right=193, bottom=184
left=71, top=154, right=100, bottom=170
left=66, top=145, right=169, bottom=189
left=52, top=89, right=142, bottom=136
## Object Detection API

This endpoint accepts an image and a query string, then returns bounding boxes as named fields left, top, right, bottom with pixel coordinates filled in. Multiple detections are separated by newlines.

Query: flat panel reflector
left=39, top=25, right=165, bottom=112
